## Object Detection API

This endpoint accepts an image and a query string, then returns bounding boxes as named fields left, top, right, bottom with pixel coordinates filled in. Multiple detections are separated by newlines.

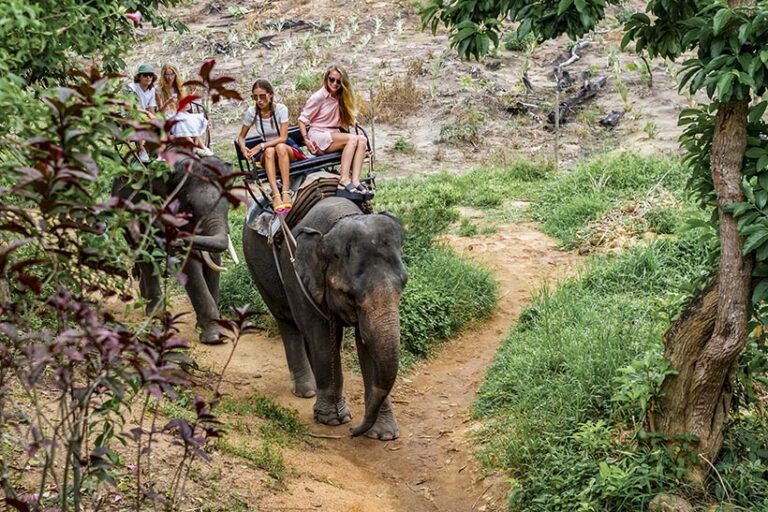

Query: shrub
left=393, top=136, right=415, bottom=153
left=503, top=29, right=536, bottom=52
left=400, top=246, right=497, bottom=358
left=474, top=234, right=713, bottom=511
left=294, top=69, right=322, bottom=92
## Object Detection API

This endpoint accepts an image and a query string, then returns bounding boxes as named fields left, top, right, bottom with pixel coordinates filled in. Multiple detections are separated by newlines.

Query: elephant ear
left=294, top=227, right=326, bottom=305
left=378, top=211, right=406, bottom=245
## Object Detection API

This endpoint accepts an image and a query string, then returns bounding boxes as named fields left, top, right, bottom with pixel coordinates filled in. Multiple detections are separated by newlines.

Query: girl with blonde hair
left=298, top=65, right=370, bottom=199
left=156, top=64, right=212, bottom=156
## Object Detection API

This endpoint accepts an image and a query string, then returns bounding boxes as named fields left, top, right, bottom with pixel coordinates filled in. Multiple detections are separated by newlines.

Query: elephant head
left=295, top=212, right=408, bottom=437
left=172, top=156, right=234, bottom=260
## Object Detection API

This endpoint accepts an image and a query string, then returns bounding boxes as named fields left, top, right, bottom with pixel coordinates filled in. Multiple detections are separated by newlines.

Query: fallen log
left=547, top=76, right=609, bottom=125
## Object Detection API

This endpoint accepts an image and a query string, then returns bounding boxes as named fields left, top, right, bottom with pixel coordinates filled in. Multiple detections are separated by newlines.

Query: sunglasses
left=252, top=93, right=269, bottom=101
left=140, top=73, right=154, bottom=78
left=327, top=77, right=341, bottom=85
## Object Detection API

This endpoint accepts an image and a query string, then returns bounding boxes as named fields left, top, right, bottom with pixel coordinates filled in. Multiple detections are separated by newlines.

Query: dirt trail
left=182, top=221, right=579, bottom=511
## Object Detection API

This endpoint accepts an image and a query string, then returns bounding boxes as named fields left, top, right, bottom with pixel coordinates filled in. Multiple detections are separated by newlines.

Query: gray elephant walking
left=243, top=196, right=407, bottom=440
left=114, top=156, right=234, bottom=344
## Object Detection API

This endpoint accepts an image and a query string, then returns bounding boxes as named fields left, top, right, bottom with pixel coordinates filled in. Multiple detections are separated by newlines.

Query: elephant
left=113, top=156, right=234, bottom=344
left=243, top=196, right=408, bottom=440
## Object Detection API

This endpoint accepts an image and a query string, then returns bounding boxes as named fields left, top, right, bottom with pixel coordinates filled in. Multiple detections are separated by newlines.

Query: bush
left=469, top=152, right=768, bottom=510
left=400, top=246, right=497, bottom=357
left=503, top=29, right=536, bottom=52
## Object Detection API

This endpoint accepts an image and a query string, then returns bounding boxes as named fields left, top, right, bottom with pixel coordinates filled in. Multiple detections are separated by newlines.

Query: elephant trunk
left=350, top=303, right=400, bottom=437
left=191, top=214, right=229, bottom=253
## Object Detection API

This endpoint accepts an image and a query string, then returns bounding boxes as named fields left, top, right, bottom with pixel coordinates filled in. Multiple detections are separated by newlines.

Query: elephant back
left=270, top=175, right=367, bottom=245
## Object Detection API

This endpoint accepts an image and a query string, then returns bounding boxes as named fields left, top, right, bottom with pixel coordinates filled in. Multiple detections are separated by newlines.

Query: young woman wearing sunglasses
left=237, top=79, right=306, bottom=214
left=298, top=65, right=370, bottom=199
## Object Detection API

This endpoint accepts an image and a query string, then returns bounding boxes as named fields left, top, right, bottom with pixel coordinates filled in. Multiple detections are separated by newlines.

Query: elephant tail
left=349, top=386, right=389, bottom=438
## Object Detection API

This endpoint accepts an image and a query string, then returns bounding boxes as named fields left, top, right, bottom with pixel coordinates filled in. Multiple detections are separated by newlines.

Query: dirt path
left=181, top=221, right=579, bottom=511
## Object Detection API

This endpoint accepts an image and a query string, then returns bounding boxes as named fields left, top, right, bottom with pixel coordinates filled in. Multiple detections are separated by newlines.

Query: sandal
left=354, top=183, right=375, bottom=200
left=281, top=190, right=293, bottom=213
left=272, top=193, right=287, bottom=214
left=336, top=182, right=364, bottom=199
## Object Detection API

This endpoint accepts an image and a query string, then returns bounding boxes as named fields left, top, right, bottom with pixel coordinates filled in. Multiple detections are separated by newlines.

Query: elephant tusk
left=227, top=235, right=240, bottom=265
left=201, top=250, right=227, bottom=272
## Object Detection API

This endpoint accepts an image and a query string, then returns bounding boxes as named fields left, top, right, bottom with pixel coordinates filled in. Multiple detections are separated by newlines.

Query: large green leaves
left=0, top=0, right=185, bottom=84
left=421, top=0, right=621, bottom=60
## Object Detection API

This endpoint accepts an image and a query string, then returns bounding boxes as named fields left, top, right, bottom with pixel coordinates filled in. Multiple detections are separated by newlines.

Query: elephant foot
left=313, top=396, right=352, bottom=426
left=199, top=322, right=226, bottom=345
left=365, top=408, right=399, bottom=441
left=292, top=382, right=317, bottom=398
left=289, top=371, right=317, bottom=398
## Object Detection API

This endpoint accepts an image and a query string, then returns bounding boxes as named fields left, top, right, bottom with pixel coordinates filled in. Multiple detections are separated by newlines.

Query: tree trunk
left=650, top=95, right=752, bottom=483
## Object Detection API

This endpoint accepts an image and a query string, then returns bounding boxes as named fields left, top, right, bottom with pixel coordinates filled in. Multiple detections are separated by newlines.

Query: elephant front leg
left=183, top=255, right=223, bottom=344
left=136, top=261, right=163, bottom=315
left=308, top=320, right=351, bottom=426
left=355, top=328, right=399, bottom=440
left=275, top=318, right=316, bottom=398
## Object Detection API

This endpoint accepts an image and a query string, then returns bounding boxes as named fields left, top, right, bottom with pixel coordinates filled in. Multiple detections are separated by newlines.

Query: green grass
left=531, top=153, right=688, bottom=246
left=470, top=151, right=767, bottom=511
left=218, top=395, right=307, bottom=440
left=474, top=231, right=714, bottom=511
left=214, top=438, right=287, bottom=483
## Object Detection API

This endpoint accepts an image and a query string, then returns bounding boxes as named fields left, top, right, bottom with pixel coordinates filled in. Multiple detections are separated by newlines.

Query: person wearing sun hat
left=128, top=63, right=158, bottom=162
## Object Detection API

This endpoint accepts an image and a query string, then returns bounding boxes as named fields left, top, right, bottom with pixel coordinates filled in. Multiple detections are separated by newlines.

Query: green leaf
left=574, top=0, right=586, bottom=13
left=711, top=38, right=725, bottom=58
left=743, top=229, right=768, bottom=254
left=738, top=54, right=753, bottom=72
left=759, top=172, right=768, bottom=193
left=737, top=211, right=759, bottom=232
left=713, top=8, right=732, bottom=35
left=752, top=278, right=768, bottom=303
left=758, top=155, right=768, bottom=172
left=749, top=101, right=768, bottom=124
left=557, top=0, right=574, bottom=16
left=757, top=240, right=768, bottom=262
left=757, top=189, right=768, bottom=210
left=716, top=72, right=734, bottom=100
left=747, top=147, right=767, bottom=159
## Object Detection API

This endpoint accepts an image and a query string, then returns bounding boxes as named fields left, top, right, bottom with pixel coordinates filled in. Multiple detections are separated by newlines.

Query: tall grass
left=531, top=153, right=688, bottom=245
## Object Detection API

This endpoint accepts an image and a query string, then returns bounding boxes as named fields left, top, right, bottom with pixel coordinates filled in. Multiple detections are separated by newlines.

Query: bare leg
left=262, top=147, right=279, bottom=204
left=275, top=143, right=295, bottom=192
left=350, top=135, right=368, bottom=186
left=326, top=133, right=360, bottom=185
